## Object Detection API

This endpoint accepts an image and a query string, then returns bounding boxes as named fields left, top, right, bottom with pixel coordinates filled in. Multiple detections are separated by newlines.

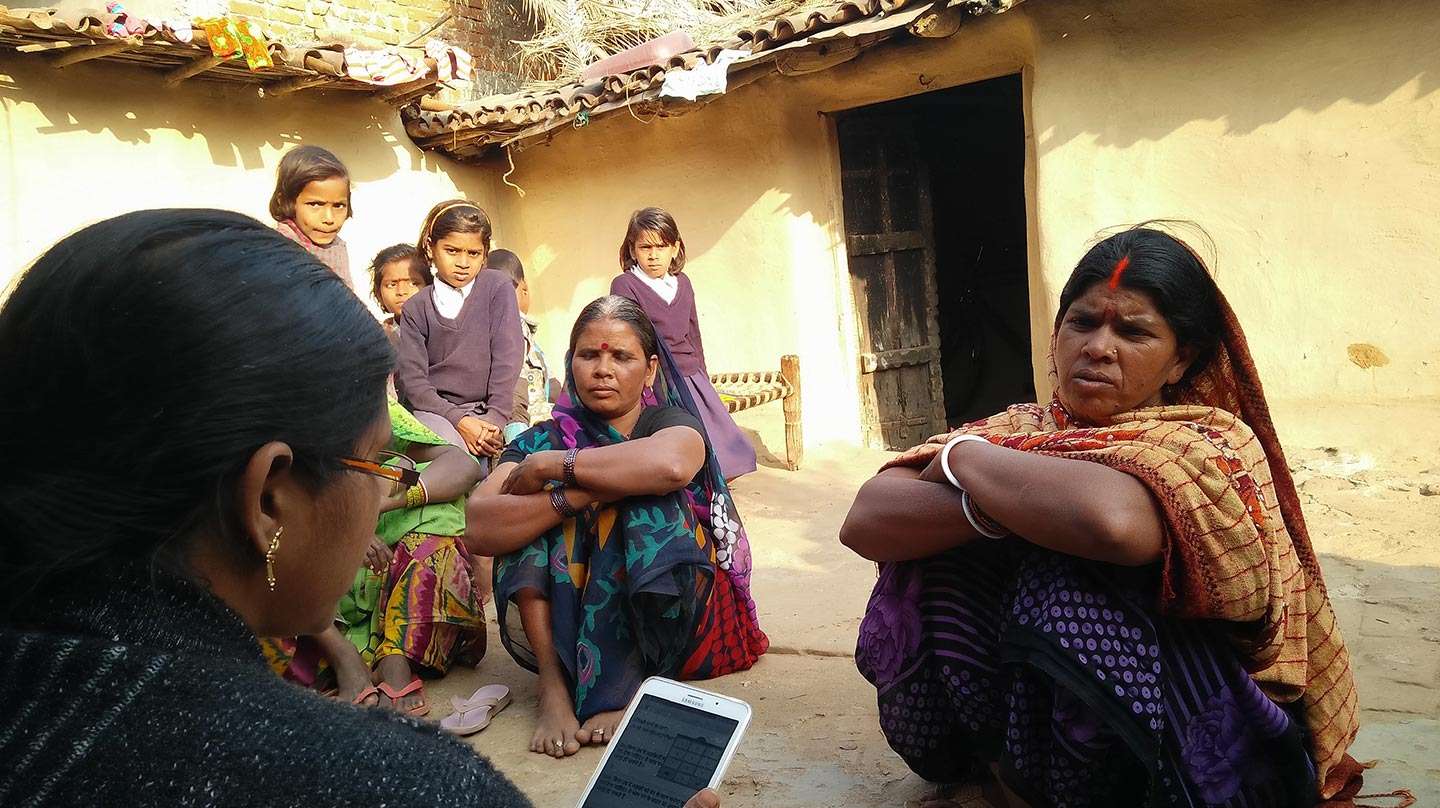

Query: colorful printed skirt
left=377, top=532, right=486, bottom=672
left=261, top=532, right=485, bottom=683
left=494, top=490, right=767, bottom=719
left=856, top=541, right=1316, bottom=808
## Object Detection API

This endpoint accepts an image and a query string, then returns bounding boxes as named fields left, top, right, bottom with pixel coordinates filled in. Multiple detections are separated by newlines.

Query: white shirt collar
left=433, top=279, right=474, bottom=319
left=629, top=266, right=678, bottom=304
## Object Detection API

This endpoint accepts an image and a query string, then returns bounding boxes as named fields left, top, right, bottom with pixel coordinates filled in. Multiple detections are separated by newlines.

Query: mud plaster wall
left=1026, top=0, right=1440, bottom=404
left=498, top=0, right=1440, bottom=448
left=0, top=52, right=503, bottom=315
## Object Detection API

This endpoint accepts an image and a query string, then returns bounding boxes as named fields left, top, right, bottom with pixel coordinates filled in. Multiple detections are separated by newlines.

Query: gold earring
left=265, top=526, right=284, bottom=592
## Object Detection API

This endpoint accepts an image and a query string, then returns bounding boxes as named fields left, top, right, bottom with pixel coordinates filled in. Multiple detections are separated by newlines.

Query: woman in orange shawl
left=842, top=227, right=1364, bottom=807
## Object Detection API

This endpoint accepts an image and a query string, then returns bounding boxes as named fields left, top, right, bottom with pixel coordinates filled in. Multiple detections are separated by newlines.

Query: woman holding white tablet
left=0, top=212, right=727, bottom=808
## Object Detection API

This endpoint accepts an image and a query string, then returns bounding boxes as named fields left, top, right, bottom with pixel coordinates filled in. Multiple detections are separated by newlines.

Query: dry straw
left=513, top=0, right=817, bottom=86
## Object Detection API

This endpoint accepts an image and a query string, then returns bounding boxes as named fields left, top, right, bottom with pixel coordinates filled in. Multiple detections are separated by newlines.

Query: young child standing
left=369, top=243, right=430, bottom=345
left=610, top=207, right=757, bottom=480
left=395, top=200, right=523, bottom=463
left=485, top=248, right=558, bottom=442
left=268, top=145, right=354, bottom=288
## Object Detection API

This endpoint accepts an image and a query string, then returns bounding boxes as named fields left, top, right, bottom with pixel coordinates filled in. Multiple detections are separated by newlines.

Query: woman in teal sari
left=468, top=295, right=768, bottom=760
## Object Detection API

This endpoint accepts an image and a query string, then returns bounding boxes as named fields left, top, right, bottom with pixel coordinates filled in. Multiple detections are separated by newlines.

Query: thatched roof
left=403, top=0, right=1021, bottom=160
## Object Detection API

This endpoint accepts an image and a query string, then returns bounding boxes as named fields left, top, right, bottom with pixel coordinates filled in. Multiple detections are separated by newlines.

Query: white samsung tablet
left=574, top=676, right=752, bottom=808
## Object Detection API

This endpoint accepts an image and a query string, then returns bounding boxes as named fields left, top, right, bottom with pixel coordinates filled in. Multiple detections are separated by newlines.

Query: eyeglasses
left=341, top=450, right=420, bottom=497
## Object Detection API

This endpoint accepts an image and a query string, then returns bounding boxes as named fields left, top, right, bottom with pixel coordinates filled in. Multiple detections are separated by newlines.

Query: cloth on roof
left=400, top=0, right=1027, bottom=157
left=427, top=38, right=473, bottom=83
left=344, top=39, right=474, bottom=86
left=197, top=16, right=272, bottom=69
left=104, top=2, right=145, bottom=37
left=0, top=6, right=466, bottom=95
left=163, top=18, right=194, bottom=42
left=658, top=48, right=747, bottom=101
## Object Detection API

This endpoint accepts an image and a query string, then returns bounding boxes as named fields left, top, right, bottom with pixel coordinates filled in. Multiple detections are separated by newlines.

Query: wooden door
left=837, top=114, right=947, bottom=450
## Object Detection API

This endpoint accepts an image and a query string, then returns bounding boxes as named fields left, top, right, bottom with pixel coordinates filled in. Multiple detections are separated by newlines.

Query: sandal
left=377, top=679, right=429, bottom=717
left=440, top=702, right=506, bottom=736
left=449, top=683, right=511, bottom=715
left=350, top=685, right=380, bottom=706
left=441, top=684, right=512, bottom=737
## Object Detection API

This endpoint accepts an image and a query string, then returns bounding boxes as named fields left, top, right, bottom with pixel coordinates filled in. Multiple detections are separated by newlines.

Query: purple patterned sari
left=857, top=542, right=1317, bottom=807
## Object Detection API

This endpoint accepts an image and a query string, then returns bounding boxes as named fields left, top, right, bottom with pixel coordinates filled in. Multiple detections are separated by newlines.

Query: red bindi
left=1107, top=255, right=1131, bottom=290
left=600, top=342, right=609, bottom=350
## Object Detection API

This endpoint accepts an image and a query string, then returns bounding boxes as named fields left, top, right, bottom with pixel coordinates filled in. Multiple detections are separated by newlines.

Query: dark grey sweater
left=0, top=565, right=533, bottom=808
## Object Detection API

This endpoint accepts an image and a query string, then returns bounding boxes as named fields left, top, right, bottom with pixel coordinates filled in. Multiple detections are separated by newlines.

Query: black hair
left=268, top=145, right=352, bottom=221
left=368, top=243, right=430, bottom=309
left=417, top=199, right=492, bottom=263
left=619, top=207, right=687, bottom=275
left=568, top=295, right=660, bottom=359
left=0, top=209, right=393, bottom=613
left=1056, top=224, right=1223, bottom=383
left=485, top=248, right=525, bottom=287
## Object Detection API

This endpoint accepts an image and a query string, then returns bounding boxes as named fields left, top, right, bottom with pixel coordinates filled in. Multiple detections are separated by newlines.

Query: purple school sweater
left=395, top=273, right=524, bottom=429
left=610, top=271, right=707, bottom=376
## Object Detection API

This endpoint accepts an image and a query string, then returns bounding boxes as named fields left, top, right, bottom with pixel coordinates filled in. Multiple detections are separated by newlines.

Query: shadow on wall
left=498, top=74, right=838, bottom=273
left=494, top=74, right=844, bottom=377
left=1029, top=0, right=1440, bottom=150
left=0, top=53, right=444, bottom=182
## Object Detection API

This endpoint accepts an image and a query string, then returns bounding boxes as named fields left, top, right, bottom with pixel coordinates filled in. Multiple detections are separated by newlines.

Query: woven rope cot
left=709, top=354, right=803, bottom=470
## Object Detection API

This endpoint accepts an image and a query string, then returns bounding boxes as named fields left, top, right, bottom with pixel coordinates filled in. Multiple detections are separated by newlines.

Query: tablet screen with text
left=580, top=694, right=740, bottom=808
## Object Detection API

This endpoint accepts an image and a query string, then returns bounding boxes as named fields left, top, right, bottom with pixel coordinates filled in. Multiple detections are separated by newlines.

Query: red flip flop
left=350, top=685, right=380, bottom=706
left=377, top=679, right=429, bottom=717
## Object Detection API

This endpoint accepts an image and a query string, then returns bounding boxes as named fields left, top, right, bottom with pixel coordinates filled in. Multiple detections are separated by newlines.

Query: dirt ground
left=429, top=400, right=1440, bottom=807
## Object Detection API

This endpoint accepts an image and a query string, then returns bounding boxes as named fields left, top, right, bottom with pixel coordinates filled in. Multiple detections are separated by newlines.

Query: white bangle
left=939, top=434, right=992, bottom=490
left=940, top=434, right=1008, bottom=539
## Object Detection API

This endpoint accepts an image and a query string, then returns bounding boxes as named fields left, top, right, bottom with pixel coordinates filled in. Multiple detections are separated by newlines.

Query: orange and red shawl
left=884, top=294, right=1365, bottom=802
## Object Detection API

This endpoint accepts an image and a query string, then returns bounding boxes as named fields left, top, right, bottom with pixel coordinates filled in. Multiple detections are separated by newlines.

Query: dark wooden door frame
left=835, top=113, right=947, bottom=450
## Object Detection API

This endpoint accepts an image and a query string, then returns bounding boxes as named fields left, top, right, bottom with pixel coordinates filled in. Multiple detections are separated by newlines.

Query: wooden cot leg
left=781, top=354, right=803, bottom=471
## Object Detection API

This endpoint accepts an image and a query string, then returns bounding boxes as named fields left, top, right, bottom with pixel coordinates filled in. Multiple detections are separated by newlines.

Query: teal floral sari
left=492, top=344, right=767, bottom=718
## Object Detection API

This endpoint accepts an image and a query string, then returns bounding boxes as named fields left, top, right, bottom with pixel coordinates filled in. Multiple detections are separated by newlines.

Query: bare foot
left=314, top=625, right=378, bottom=706
left=575, top=709, right=625, bottom=746
left=918, top=772, right=1019, bottom=808
left=375, top=655, right=425, bottom=714
left=530, top=676, right=581, bottom=758
left=334, top=662, right=378, bottom=706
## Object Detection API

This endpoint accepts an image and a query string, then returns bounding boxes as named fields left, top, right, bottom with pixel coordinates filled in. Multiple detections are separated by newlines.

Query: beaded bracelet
left=940, top=434, right=1008, bottom=539
left=549, top=485, right=578, bottom=519
left=961, top=490, right=1008, bottom=539
left=562, top=447, right=580, bottom=488
left=404, top=480, right=427, bottom=510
